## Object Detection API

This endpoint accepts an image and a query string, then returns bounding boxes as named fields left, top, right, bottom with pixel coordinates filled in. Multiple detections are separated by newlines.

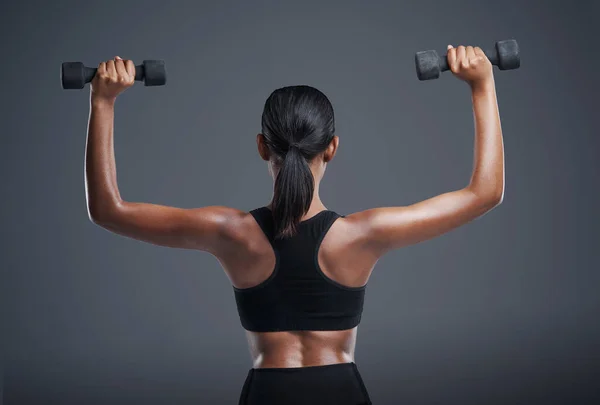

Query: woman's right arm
left=350, top=44, right=504, bottom=257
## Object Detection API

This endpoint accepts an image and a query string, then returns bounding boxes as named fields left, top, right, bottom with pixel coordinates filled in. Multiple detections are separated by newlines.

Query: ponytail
left=272, top=145, right=314, bottom=239
left=261, top=85, right=335, bottom=240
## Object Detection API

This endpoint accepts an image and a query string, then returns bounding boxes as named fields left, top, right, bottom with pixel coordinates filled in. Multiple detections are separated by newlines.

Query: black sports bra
left=233, top=207, right=366, bottom=332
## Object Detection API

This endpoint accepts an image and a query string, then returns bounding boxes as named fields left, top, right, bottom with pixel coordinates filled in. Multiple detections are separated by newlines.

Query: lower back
left=245, top=328, right=358, bottom=368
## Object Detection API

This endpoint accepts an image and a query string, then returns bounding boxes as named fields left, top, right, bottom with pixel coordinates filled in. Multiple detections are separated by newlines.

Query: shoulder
left=331, top=209, right=372, bottom=234
left=209, top=206, right=268, bottom=251
left=170, top=205, right=261, bottom=255
left=324, top=209, right=390, bottom=257
left=203, top=206, right=259, bottom=238
left=322, top=210, right=373, bottom=248
left=317, top=210, right=381, bottom=286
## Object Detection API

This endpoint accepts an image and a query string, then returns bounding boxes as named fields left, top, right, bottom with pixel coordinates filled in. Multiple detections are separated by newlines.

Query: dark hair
left=261, top=85, right=335, bottom=240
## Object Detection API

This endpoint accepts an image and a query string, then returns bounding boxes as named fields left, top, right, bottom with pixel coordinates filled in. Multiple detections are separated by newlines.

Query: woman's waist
left=246, top=328, right=357, bottom=369
left=252, top=348, right=355, bottom=369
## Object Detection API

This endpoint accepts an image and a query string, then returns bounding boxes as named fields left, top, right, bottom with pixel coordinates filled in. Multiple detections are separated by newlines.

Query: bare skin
left=85, top=46, right=504, bottom=369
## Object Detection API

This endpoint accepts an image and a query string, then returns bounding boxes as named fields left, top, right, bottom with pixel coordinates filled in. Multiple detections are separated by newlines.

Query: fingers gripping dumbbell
left=415, top=39, right=520, bottom=81
left=61, top=60, right=167, bottom=89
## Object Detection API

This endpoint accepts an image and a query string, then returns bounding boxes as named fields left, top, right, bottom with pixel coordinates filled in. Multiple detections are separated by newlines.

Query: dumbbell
left=415, top=39, right=520, bottom=81
left=61, top=60, right=167, bottom=89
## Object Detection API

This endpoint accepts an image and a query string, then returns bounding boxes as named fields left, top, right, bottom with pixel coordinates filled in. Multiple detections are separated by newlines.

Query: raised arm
left=85, top=56, right=243, bottom=254
left=351, top=44, right=504, bottom=256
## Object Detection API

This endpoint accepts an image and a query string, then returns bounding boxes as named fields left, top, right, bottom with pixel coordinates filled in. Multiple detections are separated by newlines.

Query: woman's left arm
left=85, top=57, right=244, bottom=253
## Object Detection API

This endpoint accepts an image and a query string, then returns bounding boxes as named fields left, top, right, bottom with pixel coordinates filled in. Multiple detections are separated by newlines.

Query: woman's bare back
left=219, top=209, right=377, bottom=368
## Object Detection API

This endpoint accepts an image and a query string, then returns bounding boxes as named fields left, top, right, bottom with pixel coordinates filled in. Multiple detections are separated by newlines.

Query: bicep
left=353, top=187, right=501, bottom=255
left=91, top=202, right=244, bottom=252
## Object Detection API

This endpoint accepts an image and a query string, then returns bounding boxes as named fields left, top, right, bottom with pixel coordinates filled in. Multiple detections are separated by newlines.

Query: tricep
left=351, top=187, right=502, bottom=256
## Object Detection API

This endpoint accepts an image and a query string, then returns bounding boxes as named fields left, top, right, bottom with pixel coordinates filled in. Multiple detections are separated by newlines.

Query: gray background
left=1, top=0, right=599, bottom=404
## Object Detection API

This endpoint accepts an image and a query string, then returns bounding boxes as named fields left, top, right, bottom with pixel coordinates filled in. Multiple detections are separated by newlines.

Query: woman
left=85, top=44, right=504, bottom=405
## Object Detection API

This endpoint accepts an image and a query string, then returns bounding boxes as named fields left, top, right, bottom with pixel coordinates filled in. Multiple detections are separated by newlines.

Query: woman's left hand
left=91, top=56, right=135, bottom=103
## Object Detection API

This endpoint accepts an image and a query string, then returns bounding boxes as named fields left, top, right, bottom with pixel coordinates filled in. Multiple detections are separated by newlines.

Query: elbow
left=87, top=200, right=122, bottom=226
left=481, top=187, right=504, bottom=209
left=468, top=184, right=504, bottom=210
left=88, top=211, right=108, bottom=226
left=87, top=208, right=109, bottom=227
left=487, top=191, right=503, bottom=209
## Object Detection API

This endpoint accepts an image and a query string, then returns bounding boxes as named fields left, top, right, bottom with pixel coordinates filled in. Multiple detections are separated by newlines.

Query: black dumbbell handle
left=437, top=47, right=501, bottom=73
left=78, top=65, right=149, bottom=85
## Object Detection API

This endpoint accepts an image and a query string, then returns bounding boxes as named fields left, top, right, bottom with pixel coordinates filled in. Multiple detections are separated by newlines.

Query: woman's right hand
left=446, top=45, right=493, bottom=89
left=90, top=56, right=135, bottom=104
left=348, top=44, right=504, bottom=257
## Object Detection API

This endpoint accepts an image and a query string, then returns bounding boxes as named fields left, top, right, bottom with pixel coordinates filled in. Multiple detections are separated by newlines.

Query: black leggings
left=238, top=362, right=372, bottom=405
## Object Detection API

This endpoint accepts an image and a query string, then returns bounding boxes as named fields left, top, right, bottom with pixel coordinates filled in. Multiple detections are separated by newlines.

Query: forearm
left=85, top=97, right=122, bottom=221
left=467, top=77, right=505, bottom=203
